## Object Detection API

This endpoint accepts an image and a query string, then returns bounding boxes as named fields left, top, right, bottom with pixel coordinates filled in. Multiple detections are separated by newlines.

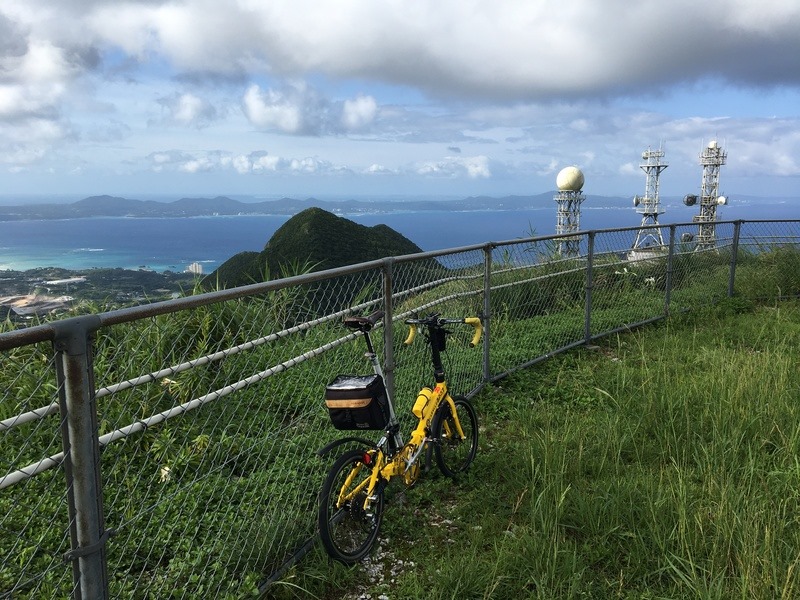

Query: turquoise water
left=0, top=210, right=553, bottom=272
left=0, top=204, right=795, bottom=272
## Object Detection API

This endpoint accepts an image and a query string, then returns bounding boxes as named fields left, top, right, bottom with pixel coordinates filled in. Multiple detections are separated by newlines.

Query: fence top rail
left=0, top=259, right=380, bottom=350
left=467, top=218, right=786, bottom=251
left=0, top=248, right=470, bottom=349
left=1, top=218, right=794, bottom=351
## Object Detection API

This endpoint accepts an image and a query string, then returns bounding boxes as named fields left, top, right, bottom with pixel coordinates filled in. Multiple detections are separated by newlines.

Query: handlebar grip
left=404, top=325, right=417, bottom=346
left=465, top=317, right=482, bottom=347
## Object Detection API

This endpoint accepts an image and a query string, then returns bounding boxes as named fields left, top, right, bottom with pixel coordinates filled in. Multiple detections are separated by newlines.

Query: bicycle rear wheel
left=432, top=395, right=478, bottom=477
left=318, top=448, right=384, bottom=564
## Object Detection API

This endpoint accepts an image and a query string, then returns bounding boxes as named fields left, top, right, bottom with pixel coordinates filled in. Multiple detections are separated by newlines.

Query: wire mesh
left=0, top=341, right=73, bottom=599
left=392, top=247, right=486, bottom=403
left=590, top=228, right=669, bottom=332
left=735, top=221, right=800, bottom=301
left=92, top=267, right=388, bottom=598
left=487, top=240, right=587, bottom=376
left=1, top=219, right=800, bottom=598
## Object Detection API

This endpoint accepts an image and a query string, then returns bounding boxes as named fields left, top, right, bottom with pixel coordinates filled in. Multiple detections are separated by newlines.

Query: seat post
left=361, top=328, right=376, bottom=356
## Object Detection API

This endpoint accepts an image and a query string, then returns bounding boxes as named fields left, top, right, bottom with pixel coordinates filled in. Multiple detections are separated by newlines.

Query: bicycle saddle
left=344, top=310, right=385, bottom=331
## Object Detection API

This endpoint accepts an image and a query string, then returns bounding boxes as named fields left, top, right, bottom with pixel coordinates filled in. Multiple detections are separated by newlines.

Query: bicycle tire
left=432, top=395, right=478, bottom=477
left=318, top=448, right=384, bottom=564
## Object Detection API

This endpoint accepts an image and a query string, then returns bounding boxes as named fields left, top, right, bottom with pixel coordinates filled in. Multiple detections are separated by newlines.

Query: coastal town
left=0, top=267, right=200, bottom=321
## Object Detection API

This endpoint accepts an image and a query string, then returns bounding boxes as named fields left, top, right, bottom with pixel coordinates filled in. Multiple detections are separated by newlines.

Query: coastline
left=0, top=266, right=199, bottom=318
left=1, top=203, right=797, bottom=275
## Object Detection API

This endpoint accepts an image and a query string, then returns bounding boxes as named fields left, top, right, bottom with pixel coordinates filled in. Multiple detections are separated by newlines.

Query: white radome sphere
left=556, top=166, right=584, bottom=191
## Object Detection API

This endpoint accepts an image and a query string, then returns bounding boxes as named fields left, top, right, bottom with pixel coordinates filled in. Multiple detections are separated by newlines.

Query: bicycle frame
left=328, top=313, right=480, bottom=508
left=318, top=311, right=482, bottom=563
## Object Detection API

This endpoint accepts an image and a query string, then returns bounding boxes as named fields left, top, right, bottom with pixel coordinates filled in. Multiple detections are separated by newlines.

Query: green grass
left=4, top=244, right=800, bottom=598
left=273, top=300, right=800, bottom=599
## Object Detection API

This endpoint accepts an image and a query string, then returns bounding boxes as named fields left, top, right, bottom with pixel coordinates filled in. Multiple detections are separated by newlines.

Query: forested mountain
left=204, top=207, right=426, bottom=288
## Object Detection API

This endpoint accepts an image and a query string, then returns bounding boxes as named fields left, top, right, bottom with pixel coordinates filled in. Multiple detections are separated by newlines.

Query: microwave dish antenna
left=689, top=140, right=728, bottom=250
left=628, top=145, right=668, bottom=261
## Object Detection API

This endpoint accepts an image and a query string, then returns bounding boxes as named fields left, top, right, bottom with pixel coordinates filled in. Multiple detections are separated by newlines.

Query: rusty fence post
left=53, top=315, right=109, bottom=600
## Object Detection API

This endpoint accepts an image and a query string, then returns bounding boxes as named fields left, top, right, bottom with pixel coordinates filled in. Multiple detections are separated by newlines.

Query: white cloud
left=71, top=1, right=800, bottom=98
left=242, top=84, right=304, bottom=134
left=1, top=1, right=799, bottom=196
left=288, top=157, right=327, bottom=173
left=143, top=149, right=343, bottom=177
left=464, top=156, right=491, bottom=178
left=416, top=155, right=491, bottom=179
left=137, top=147, right=496, bottom=183
left=341, top=95, right=377, bottom=130
left=253, top=154, right=282, bottom=171
left=0, top=144, right=46, bottom=165
left=161, top=92, right=217, bottom=126
left=0, top=40, right=71, bottom=120
left=173, top=94, right=202, bottom=123
left=150, top=152, right=176, bottom=165
left=179, top=157, right=213, bottom=173
left=724, top=122, right=800, bottom=177
left=6, top=2, right=800, bottom=102
left=230, top=154, right=251, bottom=174
left=538, top=159, right=560, bottom=177
left=242, top=83, right=379, bottom=136
left=366, top=163, right=393, bottom=174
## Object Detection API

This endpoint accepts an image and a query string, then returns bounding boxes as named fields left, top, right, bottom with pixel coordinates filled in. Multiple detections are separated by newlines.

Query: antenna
left=629, top=145, right=668, bottom=261
left=683, top=140, right=728, bottom=250
left=554, top=166, right=586, bottom=257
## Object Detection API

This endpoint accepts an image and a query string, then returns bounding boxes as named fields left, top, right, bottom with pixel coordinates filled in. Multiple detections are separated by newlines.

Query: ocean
left=0, top=201, right=797, bottom=273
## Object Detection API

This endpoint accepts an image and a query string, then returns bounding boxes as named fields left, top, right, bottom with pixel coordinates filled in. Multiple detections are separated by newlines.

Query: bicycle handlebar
left=403, top=316, right=483, bottom=348
left=464, top=317, right=483, bottom=348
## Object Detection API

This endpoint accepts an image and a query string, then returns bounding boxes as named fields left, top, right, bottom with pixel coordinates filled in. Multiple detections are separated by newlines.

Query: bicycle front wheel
left=432, top=395, right=478, bottom=477
left=318, top=448, right=384, bottom=564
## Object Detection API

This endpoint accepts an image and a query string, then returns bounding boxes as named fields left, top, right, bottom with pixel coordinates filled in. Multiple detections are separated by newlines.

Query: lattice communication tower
left=554, top=166, right=586, bottom=257
left=630, top=146, right=668, bottom=256
left=683, top=140, right=728, bottom=250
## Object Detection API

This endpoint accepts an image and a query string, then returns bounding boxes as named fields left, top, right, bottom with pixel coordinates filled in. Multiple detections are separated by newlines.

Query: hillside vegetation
left=4, top=234, right=800, bottom=599
left=206, top=207, right=426, bottom=288
left=279, top=299, right=800, bottom=599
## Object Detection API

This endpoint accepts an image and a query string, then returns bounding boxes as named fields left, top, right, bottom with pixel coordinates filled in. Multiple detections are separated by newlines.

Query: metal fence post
left=584, top=232, right=595, bottom=343
left=382, top=258, right=396, bottom=401
left=729, top=220, right=742, bottom=297
left=482, top=244, right=492, bottom=383
left=665, top=225, right=677, bottom=315
left=53, top=315, right=109, bottom=600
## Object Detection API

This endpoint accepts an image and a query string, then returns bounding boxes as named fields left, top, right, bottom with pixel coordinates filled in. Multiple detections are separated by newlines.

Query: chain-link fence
left=1, top=219, right=799, bottom=598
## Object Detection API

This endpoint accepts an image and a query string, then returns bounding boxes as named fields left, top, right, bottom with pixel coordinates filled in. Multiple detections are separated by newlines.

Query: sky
left=1, top=0, right=800, bottom=203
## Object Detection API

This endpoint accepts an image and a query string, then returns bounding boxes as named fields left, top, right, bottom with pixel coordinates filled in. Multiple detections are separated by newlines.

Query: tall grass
left=278, top=301, right=800, bottom=599
left=4, top=245, right=800, bottom=598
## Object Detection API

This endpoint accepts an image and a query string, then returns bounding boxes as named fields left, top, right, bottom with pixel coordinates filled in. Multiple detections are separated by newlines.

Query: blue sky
left=1, top=0, right=799, bottom=203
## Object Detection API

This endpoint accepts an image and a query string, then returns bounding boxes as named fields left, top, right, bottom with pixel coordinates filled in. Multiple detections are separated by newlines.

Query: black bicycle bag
left=325, top=374, right=390, bottom=430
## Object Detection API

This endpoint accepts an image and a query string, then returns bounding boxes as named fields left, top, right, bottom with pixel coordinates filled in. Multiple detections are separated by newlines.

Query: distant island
left=2, top=193, right=799, bottom=223
left=0, top=193, right=570, bottom=221
left=4, top=193, right=797, bottom=223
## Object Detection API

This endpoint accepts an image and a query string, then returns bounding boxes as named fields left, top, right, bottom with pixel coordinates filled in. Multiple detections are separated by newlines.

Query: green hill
left=206, top=207, right=425, bottom=288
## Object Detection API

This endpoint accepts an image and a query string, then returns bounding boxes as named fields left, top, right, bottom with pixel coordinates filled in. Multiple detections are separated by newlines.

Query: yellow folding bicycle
left=317, top=310, right=482, bottom=564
